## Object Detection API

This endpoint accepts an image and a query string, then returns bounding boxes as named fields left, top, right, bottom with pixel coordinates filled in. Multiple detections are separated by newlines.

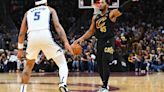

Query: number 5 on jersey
left=34, top=12, right=40, bottom=21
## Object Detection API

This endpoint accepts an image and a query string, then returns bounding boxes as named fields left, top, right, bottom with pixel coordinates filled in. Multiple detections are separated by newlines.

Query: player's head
left=35, top=0, right=47, bottom=6
left=97, top=0, right=110, bottom=11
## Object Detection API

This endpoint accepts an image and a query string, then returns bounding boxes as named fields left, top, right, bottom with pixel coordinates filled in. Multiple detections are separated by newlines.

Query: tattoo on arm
left=50, top=7, right=69, bottom=44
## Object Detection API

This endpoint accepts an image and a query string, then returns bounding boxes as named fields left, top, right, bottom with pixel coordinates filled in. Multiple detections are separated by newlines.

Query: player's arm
left=49, top=7, right=69, bottom=44
left=74, top=15, right=96, bottom=44
left=18, top=12, right=27, bottom=49
left=17, top=12, right=27, bottom=59
left=119, top=0, right=139, bottom=12
left=109, top=0, right=139, bottom=22
left=109, top=9, right=122, bottom=22
left=49, top=7, right=74, bottom=54
left=81, top=15, right=96, bottom=40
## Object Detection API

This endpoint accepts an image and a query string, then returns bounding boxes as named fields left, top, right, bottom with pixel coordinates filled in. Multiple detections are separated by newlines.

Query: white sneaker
left=97, top=87, right=109, bottom=92
left=59, top=83, right=69, bottom=92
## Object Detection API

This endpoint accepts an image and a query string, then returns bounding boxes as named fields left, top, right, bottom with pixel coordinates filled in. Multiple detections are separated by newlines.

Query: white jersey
left=27, top=6, right=50, bottom=32
left=25, top=6, right=64, bottom=60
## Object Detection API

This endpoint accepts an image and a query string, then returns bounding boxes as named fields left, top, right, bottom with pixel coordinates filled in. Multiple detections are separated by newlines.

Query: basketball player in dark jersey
left=73, top=0, right=138, bottom=91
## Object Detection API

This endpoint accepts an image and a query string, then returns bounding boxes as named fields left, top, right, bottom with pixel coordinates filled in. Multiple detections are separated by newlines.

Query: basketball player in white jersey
left=17, top=0, right=73, bottom=92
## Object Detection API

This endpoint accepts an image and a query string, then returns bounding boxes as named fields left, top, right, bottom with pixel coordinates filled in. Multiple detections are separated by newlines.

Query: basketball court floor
left=0, top=72, right=163, bottom=92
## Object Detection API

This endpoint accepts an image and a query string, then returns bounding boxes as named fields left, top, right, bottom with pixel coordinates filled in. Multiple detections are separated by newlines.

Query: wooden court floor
left=0, top=72, right=163, bottom=92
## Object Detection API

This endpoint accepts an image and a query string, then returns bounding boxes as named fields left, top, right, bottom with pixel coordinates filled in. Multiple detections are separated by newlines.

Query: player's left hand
left=64, top=42, right=74, bottom=55
left=17, top=49, right=24, bottom=60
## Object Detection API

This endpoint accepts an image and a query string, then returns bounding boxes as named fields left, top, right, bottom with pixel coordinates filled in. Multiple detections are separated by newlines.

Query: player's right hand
left=17, top=49, right=24, bottom=60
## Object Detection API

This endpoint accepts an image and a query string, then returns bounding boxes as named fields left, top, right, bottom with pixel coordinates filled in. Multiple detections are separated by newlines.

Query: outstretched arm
left=110, top=0, right=139, bottom=22
left=119, top=0, right=139, bottom=12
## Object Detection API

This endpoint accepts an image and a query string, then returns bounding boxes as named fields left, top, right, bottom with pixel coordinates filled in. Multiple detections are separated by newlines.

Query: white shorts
left=26, top=30, right=64, bottom=60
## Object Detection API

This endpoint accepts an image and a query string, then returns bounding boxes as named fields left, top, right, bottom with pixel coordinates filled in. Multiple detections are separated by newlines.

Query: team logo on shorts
left=56, top=49, right=62, bottom=53
left=104, top=47, right=114, bottom=54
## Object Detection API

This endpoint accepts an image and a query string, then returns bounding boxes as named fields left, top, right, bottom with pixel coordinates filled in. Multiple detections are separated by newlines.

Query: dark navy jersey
left=94, top=11, right=114, bottom=40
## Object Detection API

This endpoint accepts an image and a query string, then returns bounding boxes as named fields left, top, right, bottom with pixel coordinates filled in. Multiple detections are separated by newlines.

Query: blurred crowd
left=0, top=0, right=164, bottom=73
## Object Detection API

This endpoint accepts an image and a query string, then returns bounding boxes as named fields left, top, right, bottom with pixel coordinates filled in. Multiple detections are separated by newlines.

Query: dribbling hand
left=72, top=38, right=84, bottom=45
left=64, top=42, right=74, bottom=55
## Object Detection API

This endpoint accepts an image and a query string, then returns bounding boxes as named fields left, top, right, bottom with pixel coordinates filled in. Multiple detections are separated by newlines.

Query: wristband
left=18, top=43, right=24, bottom=49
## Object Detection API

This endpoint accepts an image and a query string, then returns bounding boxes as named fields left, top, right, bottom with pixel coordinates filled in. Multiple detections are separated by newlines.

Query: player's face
left=98, top=0, right=107, bottom=11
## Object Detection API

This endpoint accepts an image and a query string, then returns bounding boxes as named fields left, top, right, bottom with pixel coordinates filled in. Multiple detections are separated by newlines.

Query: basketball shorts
left=26, top=30, right=64, bottom=60
left=96, top=38, right=115, bottom=63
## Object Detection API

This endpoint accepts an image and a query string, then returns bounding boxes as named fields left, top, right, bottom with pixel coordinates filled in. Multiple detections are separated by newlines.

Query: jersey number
left=34, top=12, right=40, bottom=21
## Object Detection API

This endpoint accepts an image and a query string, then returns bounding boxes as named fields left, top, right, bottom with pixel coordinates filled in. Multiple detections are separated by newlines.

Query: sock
left=58, top=62, right=68, bottom=86
left=20, top=84, right=27, bottom=92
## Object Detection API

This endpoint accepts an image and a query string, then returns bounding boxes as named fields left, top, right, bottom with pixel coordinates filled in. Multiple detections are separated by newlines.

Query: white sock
left=53, top=55, right=68, bottom=86
left=58, top=63, right=68, bottom=86
left=20, top=84, right=27, bottom=92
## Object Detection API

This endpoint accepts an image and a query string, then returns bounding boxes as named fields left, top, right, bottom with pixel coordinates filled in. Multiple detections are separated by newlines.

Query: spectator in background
left=80, top=50, right=89, bottom=72
left=3, top=33, right=11, bottom=50
left=151, top=48, right=164, bottom=72
left=151, top=54, right=164, bottom=72
left=89, top=53, right=96, bottom=72
left=72, top=56, right=80, bottom=71
left=149, top=49, right=158, bottom=71
left=0, top=53, right=5, bottom=72
left=134, top=50, right=142, bottom=72
left=8, top=52, right=18, bottom=72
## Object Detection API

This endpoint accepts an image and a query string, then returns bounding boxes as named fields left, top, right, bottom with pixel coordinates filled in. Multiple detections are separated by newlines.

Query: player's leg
left=20, top=59, right=35, bottom=92
left=42, top=42, right=69, bottom=92
left=96, top=53, right=111, bottom=92
left=96, top=48, right=104, bottom=82
left=101, top=53, right=113, bottom=89
left=97, top=39, right=115, bottom=92
left=96, top=41, right=107, bottom=88
left=53, top=54, right=69, bottom=92
left=102, top=39, right=115, bottom=90
left=20, top=44, right=40, bottom=92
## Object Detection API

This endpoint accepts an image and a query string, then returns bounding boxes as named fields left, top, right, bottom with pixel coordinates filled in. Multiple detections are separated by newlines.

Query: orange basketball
left=71, top=44, right=82, bottom=55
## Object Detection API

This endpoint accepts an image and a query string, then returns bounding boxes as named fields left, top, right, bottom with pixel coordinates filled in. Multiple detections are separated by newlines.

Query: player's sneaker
left=97, top=87, right=109, bottom=92
left=59, top=83, right=69, bottom=92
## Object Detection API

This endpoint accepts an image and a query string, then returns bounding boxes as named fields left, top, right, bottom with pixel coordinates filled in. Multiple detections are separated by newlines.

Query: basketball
left=71, top=44, right=82, bottom=55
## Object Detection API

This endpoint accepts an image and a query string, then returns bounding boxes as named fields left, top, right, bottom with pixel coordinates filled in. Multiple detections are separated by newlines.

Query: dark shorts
left=96, top=38, right=115, bottom=63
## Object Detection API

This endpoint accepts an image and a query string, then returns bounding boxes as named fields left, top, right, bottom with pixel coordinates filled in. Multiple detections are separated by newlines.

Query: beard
left=99, top=8, right=104, bottom=11
left=99, top=5, right=107, bottom=11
